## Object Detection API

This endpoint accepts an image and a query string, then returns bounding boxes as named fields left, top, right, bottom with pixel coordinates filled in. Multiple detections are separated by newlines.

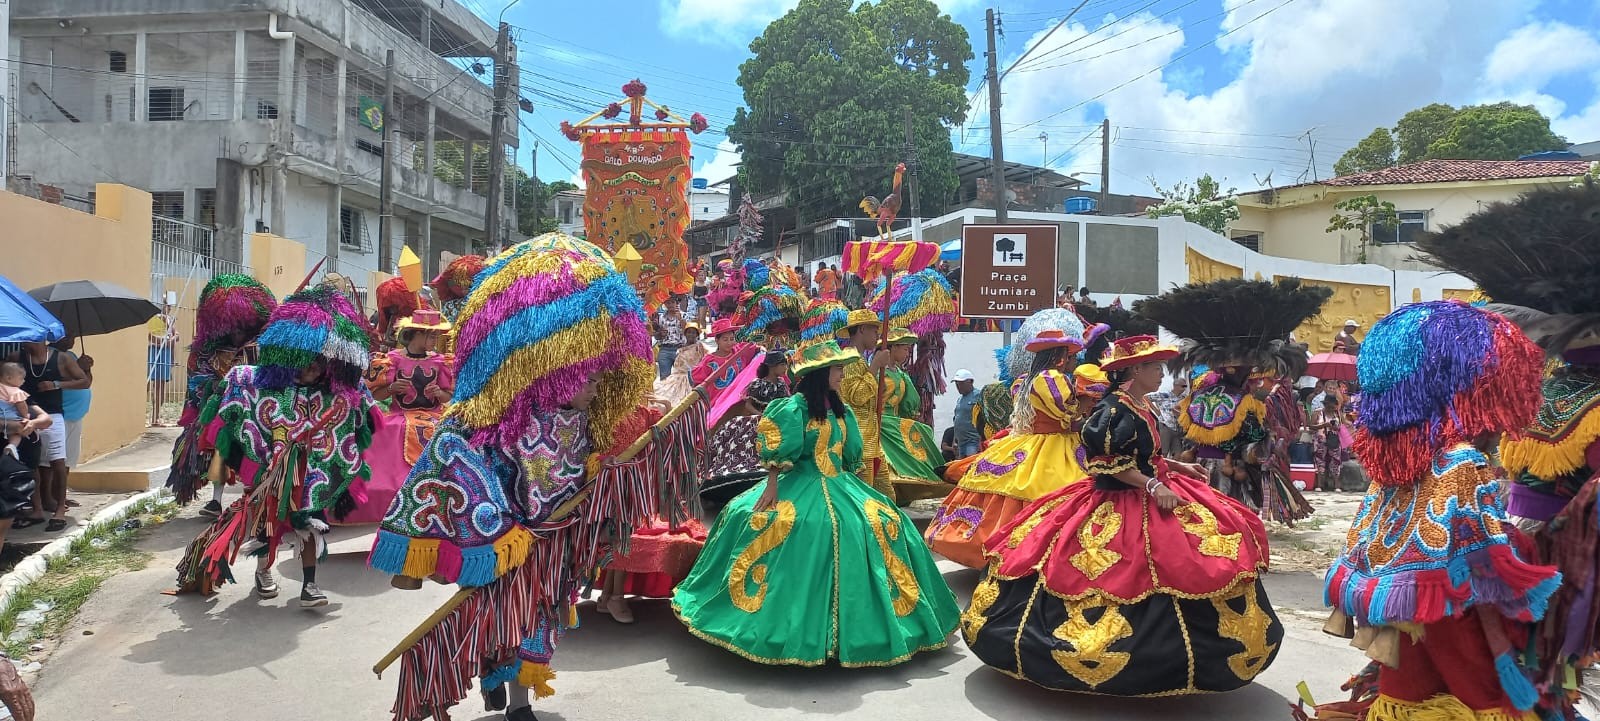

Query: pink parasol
left=1307, top=352, right=1358, bottom=382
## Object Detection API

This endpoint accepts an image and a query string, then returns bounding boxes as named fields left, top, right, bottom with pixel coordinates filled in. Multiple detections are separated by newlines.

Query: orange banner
left=580, top=130, right=694, bottom=310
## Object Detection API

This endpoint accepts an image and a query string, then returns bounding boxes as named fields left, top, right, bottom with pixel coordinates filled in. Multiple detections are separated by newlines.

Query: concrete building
left=1233, top=159, right=1591, bottom=270
left=5, top=0, right=516, bottom=280
left=549, top=188, right=584, bottom=236
left=689, top=185, right=729, bottom=222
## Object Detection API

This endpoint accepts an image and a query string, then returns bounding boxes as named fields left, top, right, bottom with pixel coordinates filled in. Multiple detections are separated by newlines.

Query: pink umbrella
left=1307, top=352, right=1358, bottom=382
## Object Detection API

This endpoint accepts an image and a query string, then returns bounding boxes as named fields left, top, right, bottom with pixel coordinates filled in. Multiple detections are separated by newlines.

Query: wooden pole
left=870, top=266, right=896, bottom=488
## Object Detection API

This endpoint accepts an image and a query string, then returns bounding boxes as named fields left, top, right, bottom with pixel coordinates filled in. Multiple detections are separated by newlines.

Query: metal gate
left=147, top=217, right=247, bottom=426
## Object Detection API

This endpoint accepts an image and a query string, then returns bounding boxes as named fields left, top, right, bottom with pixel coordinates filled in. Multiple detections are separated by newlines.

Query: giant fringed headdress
left=733, top=258, right=807, bottom=345
left=1354, top=300, right=1542, bottom=486
left=1416, top=179, right=1600, bottom=363
left=1134, top=277, right=1330, bottom=373
left=447, top=234, right=654, bottom=453
left=429, top=254, right=486, bottom=302
left=999, top=308, right=1089, bottom=384
left=375, top=276, right=421, bottom=340
left=1074, top=302, right=1148, bottom=371
left=193, top=273, right=277, bottom=354
left=870, top=267, right=957, bottom=404
left=254, top=284, right=374, bottom=400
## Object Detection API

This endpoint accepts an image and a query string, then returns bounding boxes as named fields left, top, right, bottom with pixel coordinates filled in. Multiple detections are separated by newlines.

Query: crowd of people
left=0, top=336, right=93, bottom=546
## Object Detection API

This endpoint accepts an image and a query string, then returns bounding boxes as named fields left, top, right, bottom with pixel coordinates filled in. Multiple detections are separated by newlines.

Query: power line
left=1012, top=0, right=1213, bottom=73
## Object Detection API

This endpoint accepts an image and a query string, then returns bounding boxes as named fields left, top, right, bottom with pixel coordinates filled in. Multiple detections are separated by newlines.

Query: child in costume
left=346, top=308, right=454, bottom=525
left=173, top=284, right=377, bottom=607
left=927, top=329, right=1095, bottom=568
left=1311, top=301, right=1560, bottom=721
left=653, top=322, right=705, bottom=406
left=692, top=318, right=761, bottom=407
left=163, top=274, right=277, bottom=516
left=963, top=335, right=1283, bottom=695
left=369, top=235, right=667, bottom=721
left=673, top=305, right=960, bottom=667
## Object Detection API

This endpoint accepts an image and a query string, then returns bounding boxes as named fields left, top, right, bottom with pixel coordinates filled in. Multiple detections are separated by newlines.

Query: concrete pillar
left=231, top=30, right=246, bottom=121
left=328, top=55, right=347, bottom=272
left=421, top=102, right=435, bottom=275
left=462, top=138, right=475, bottom=193
left=268, top=33, right=294, bottom=240
left=326, top=183, right=342, bottom=274
left=134, top=33, right=148, bottom=122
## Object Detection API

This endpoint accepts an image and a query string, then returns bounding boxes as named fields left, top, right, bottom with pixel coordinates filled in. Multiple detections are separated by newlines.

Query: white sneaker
left=299, top=583, right=328, bottom=608
left=254, top=569, right=279, bottom=599
left=3, top=445, right=16, bottom=460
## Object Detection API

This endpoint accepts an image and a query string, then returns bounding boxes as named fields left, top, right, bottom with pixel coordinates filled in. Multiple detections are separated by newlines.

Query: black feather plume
left=1133, top=277, right=1332, bottom=369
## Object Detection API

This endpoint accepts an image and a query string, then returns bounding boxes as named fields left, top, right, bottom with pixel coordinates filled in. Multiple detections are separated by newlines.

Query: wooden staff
left=869, top=265, right=897, bottom=488
left=373, top=385, right=709, bottom=677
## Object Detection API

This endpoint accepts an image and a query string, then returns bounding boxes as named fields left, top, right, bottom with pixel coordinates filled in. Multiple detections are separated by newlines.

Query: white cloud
left=989, top=0, right=1547, bottom=192
left=1484, top=22, right=1600, bottom=90
left=693, top=139, right=742, bottom=184
left=659, top=0, right=981, bottom=45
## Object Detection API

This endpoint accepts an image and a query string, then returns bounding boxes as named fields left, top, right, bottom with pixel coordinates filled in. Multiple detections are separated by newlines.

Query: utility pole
left=1301, top=127, right=1320, bottom=181
left=530, top=140, right=540, bottom=233
left=1, top=0, right=11, bottom=188
left=904, top=105, right=920, bottom=240
left=485, top=21, right=511, bottom=250
left=1038, top=132, right=1048, bottom=183
left=1099, top=117, right=1110, bottom=211
left=378, top=49, right=395, bottom=273
left=985, top=8, right=1007, bottom=226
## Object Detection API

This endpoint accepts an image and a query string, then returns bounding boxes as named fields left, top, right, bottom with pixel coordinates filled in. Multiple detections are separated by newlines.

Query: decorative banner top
left=561, top=79, right=710, bottom=140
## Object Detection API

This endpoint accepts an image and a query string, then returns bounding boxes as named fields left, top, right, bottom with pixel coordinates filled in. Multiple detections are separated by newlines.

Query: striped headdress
left=253, top=283, right=374, bottom=400
left=193, top=274, right=277, bottom=354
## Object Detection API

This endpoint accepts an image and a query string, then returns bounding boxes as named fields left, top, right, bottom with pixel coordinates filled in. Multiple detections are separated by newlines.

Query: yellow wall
left=1186, top=247, right=1243, bottom=283
left=1235, top=179, right=1575, bottom=269
left=1276, top=275, right=1391, bottom=353
left=250, top=233, right=309, bottom=300
left=0, top=184, right=153, bottom=461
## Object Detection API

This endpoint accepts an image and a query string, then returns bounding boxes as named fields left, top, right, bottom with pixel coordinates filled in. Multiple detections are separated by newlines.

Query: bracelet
left=1144, top=478, right=1164, bottom=495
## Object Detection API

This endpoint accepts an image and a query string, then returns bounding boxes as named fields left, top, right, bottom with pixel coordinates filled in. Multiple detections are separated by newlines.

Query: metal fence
left=146, top=235, right=250, bottom=426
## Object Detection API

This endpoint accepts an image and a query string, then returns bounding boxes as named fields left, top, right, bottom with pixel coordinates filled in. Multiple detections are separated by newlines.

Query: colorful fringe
left=1001, top=308, right=1090, bottom=382
left=430, top=254, right=486, bottom=302
left=1500, top=370, right=1600, bottom=480
left=734, top=258, right=807, bottom=345
left=376, top=276, right=421, bottom=340
left=193, top=274, right=277, bottom=355
left=1354, top=301, right=1543, bottom=486
left=869, top=268, right=957, bottom=337
left=1181, top=387, right=1268, bottom=447
left=254, top=284, right=374, bottom=403
left=840, top=239, right=939, bottom=282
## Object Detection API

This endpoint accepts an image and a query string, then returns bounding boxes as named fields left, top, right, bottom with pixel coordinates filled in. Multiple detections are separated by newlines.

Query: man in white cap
left=950, top=369, right=982, bottom=458
left=1335, top=319, right=1362, bottom=355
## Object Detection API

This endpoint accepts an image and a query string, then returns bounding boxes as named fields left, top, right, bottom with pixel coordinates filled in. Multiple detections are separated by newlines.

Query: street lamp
left=1037, top=132, right=1048, bottom=183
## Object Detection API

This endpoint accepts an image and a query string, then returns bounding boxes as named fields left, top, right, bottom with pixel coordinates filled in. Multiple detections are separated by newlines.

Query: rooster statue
left=859, top=162, right=906, bottom=239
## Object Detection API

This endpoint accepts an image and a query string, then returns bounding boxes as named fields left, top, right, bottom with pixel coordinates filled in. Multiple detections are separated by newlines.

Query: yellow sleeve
left=838, top=358, right=878, bottom=413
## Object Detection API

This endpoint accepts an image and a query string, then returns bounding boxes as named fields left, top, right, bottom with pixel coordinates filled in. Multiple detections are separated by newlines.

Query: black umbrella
left=28, top=280, right=160, bottom=339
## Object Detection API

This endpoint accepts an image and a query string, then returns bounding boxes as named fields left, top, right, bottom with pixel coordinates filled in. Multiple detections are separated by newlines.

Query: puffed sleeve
left=1080, top=399, right=1143, bottom=476
left=757, top=395, right=806, bottom=472
left=841, top=405, right=864, bottom=471
left=838, top=357, right=878, bottom=411
left=690, top=354, right=718, bottom=386
left=1027, top=370, right=1077, bottom=425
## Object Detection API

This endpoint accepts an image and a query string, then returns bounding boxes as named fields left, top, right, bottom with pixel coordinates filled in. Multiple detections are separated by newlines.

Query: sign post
left=959, top=224, right=1060, bottom=325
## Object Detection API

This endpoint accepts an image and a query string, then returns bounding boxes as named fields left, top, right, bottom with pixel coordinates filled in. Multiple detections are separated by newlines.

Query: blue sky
left=491, top=0, right=1600, bottom=195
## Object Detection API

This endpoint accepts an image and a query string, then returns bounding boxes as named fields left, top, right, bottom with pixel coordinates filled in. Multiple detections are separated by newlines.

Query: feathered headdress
left=375, top=276, right=421, bottom=340
left=1134, top=277, right=1330, bottom=371
left=870, top=267, right=957, bottom=404
left=193, top=274, right=277, bottom=354
left=1000, top=308, right=1089, bottom=384
left=733, top=258, right=806, bottom=346
left=254, top=284, right=374, bottom=401
left=1075, top=302, right=1151, bottom=368
left=429, top=254, right=486, bottom=302
left=1416, top=179, right=1600, bottom=363
left=1354, top=300, right=1542, bottom=485
left=447, top=234, right=654, bottom=453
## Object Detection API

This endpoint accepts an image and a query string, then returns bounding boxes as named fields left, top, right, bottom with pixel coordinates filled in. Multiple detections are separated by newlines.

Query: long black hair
left=795, top=368, right=847, bottom=422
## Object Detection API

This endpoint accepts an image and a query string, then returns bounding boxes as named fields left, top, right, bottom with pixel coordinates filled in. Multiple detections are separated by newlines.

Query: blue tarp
left=0, top=275, right=65, bottom=342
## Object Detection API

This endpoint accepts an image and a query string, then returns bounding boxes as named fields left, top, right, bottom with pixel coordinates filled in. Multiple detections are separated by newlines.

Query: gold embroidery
left=1051, top=597, right=1134, bottom=688
left=901, top=418, right=930, bottom=464
left=962, top=570, right=1001, bottom=644
left=1213, top=586, right=1277, bottom=680
left=1007, top=496, right=1069, bottom=548
left=806, top=419, right=843, bottom=476
left=756, top=416, right=783, bottom=457
left=1174, top=503, right=1242, bottom=560
left=864, top=498, right=921, bottom=616
left=1069, top=502, right=1124, bottom=580
left=728, top=501, right=797, bottom=613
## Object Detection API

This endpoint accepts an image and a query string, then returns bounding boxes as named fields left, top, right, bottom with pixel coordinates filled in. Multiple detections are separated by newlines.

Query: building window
left=108, top=51, right=127, bottom=73
left=1372, top=210, right=1428, bottom=245
left=1230, top=232, right=1262, bottom=252
left=355, top=139, right=384, bottom=157
left=340, top=206, right=372, bottom=253
left=148, top=88, right=185, bottom=121
left=197, top=189, right=217, bottom=226
left=256, top=100, right=279, bottom=120
left=151, top=191, right=184, bottom=219
left=560, top=202, right=573, bottom=225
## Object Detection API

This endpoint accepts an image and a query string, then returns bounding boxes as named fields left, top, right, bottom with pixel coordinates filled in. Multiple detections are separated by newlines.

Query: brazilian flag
left=358, top=96, right=384, bottom=132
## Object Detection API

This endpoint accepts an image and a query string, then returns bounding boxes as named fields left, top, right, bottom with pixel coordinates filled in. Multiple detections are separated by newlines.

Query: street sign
left=959, top=224, right=1059, bottom=319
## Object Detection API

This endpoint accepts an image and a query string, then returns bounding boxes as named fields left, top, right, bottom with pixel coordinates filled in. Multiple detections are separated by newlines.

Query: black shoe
left=199, top=500, right=223, bottom=519
left=482, top=683, right=507, bottom=712
left=299, top=584, right=328, bottom=608
left=506, top=706, right=538, bottom=721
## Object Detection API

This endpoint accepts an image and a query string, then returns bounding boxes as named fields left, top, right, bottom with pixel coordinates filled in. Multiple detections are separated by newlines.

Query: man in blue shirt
left=951, top=369, right=982, bottom=458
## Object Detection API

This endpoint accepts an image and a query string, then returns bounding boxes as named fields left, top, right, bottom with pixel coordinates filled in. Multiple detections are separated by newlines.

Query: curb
left=0, top=488, right=168, bottom=611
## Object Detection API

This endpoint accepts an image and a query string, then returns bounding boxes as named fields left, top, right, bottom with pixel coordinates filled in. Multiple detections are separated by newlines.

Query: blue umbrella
left=940, top=238, right=961, bottom=261
left=0, top=275, right=64, bottom=343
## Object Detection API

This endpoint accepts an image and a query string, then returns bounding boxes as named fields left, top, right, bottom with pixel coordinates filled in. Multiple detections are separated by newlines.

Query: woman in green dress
left=876, top=327, right=948, bottom=487
left=672, top=338, right=960, bottom=667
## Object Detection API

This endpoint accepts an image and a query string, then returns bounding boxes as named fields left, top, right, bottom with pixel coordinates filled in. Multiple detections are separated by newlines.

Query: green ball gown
left=672, top=394, right=960, bottom=666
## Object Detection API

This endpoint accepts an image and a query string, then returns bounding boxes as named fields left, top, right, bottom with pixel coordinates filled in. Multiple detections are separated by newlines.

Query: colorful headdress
left=396, top=308, right=451, bottom=333
left=790, top=301, right=861, bottom=376
left=375, top=276, right=421, bottom=340
left=1077, top=302, right=1154, bottom=366
left=1100, top=334, right=1179, bottom=372
left=448, top=235, right=654, bottom=452
left=887, top=327, right=918, bottom=346
left=429, top=254, right=487, bottom=302
left=868, top=267, right=956, bottom=337
left=254, top=284, right=373, bottom=400
left=839, top=308, right=881, bottom=335
left=1024, top=329, right=1083, bottom=353
left=193, top=273, right=277, bottom=354
left=799, top=298, right=849, bottom=343
left=733, top=258, right=806, bottom=345
left=1417, top=179, right=1600, bottom=364
left=1354, top=300, right=1543, bottom=485
left=1002, top=308, right=1089, bottom=383
left=1072, top=363, right=1110, bottom=401
left=1134, top=277, right=1330, bottom=372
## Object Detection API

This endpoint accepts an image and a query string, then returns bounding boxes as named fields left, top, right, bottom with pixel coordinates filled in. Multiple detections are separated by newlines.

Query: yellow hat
left=887, top=327, right=917, bottom=346
left=395, top=308, right=452, bottom=333
left=791, top=341, right=862, bottom=377
left=837, top=309, right=881, bottom=338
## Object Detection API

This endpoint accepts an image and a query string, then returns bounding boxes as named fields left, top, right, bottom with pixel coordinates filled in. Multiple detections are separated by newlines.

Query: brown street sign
left=959, top=224, right=1060, bottom=319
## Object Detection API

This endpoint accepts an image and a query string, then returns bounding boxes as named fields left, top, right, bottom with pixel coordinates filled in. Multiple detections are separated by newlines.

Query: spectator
left=1147, top=373, right=1188, bottom=457
left=651, top=297, right=689, bottom=380
left=815, top=263, right=839, bottom=301
left=1310, top=395, right=1348, bottom=491
left=1309, top=378, right=1343, bottom=415
left=842, top=274, right=867, bottom=310
left=940, top=426, right=958, bottom=463
left=950, top=369, right=982, bottom=458
left=1056, top=289, right=1073, bottom=308
left=1077, top=287, right=1096, bottom=308
left=54, top=336, right=92, bottom=493
left=147, top=305, right=178, bottom=426
left=19, top=339, right=87, bottom=532
left=1335, top=320, right=1362, bottom=355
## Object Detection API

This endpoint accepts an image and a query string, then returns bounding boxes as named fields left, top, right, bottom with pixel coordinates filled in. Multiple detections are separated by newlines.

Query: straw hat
left=1100, top=334, right=1178, bottom=372
left=396, top=308, right=451, bottom=333
left=1024, top=328, right=1084, bottom=353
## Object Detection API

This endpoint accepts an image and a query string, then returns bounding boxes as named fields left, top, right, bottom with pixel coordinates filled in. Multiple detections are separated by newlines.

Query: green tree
left=1333, top=128, right=1397, bottom=177
left=728, top=0, right=973, bottom=221
left=1394, top=103, right=1458, bottom=164
left=1425, top=102, right=1566, bottom=160
left=419, top=142, right=578, bottom=237
left=1326, top=194, right=1399, bottom=264
left=1145, top=174, right=1239, bottom=236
